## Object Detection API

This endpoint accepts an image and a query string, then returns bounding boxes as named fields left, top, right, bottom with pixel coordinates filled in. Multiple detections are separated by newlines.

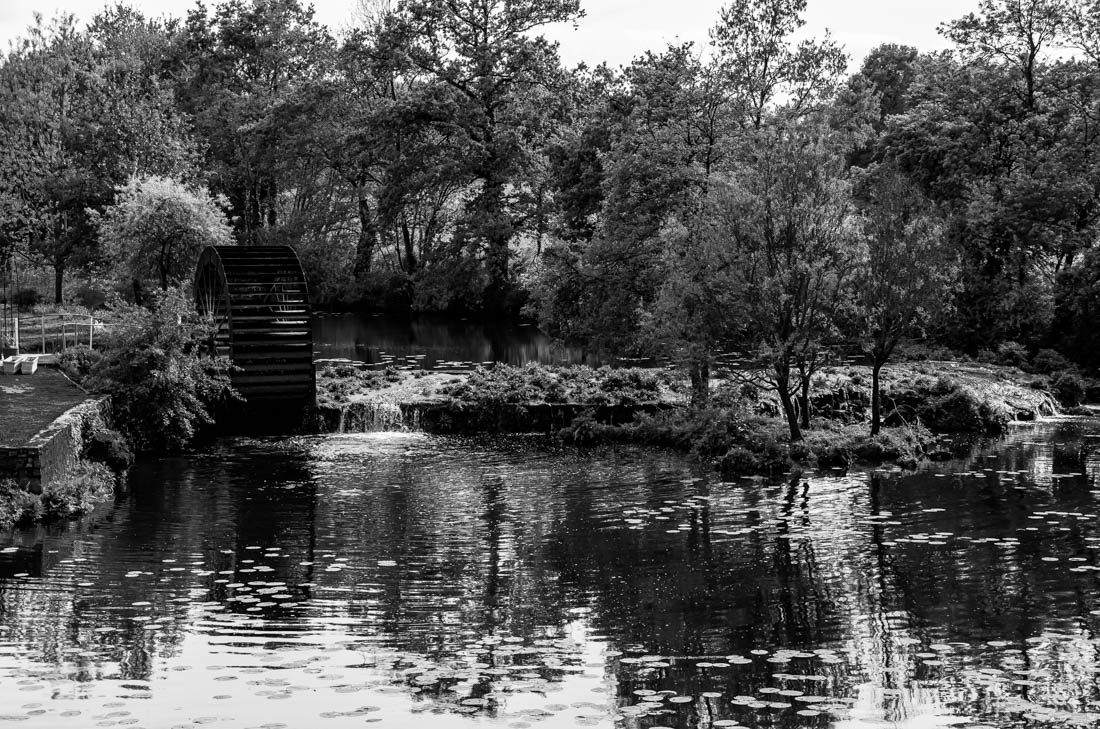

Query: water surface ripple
left=3, top=421, right=1100, bottom=728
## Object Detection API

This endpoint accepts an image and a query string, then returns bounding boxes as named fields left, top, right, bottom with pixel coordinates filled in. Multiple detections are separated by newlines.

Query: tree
left=639, top=210, right=745, bottom=407
left=881, top=45, right=1100, bottom=351
left=0, top=10, right=196, bottom=302
left=711, top=0, right=847, bottom=129
left=97, top=175, right=233, bottom=297
left=176, top=0, right=335, bottom=245
left=854, top=44, right=920, bottom=127
left=718, top=113, right=863, bottom=441
left=939, top=0, right=1067, bottom=111
left=849, top=165, right=954, bottom=435
left=395, top=0, right=582, bottom=307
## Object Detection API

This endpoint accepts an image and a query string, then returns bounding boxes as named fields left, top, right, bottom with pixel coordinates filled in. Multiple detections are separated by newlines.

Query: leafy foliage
left=440, top=364, right=666, bottom=407
left=96, top=175, right=233, bottom=295
left=80, top=288, right=238, bottom=452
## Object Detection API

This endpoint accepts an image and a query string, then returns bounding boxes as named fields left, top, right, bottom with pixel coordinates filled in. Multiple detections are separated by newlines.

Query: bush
left=996, top=341, right=1029, bottom=369
left=893, top=342, right=959, bottom=362
left=413, top=259, right=487, bottom=313
left=11, top=287, right=41, bottom=310
left=1, top=464, right=117, bottom=528
left=84, top=428, right=134, bottom=473
left=559, top=411, right=603, bottom=445
left=72, top=284, right=109, bottom=310
left=718, top=438, right=791, bottom=476
left=1031, top=348, right=1074, bottom=374
left=58, top=345, right=103, bottom=381
left=39, top=462, right=115, bottom=518
left=1052, top=372, right=1086, bottom=407
left=81, top=287, right=238, bottom=452
left=885, top=376, right=1008, bottom=433
left=317, top=364, right=402, bottom=407
left=439, top=364, right=665, bottom=408
left=353, top=271, right=413, bottom=313
left=0, top=480, right=42, bottom=527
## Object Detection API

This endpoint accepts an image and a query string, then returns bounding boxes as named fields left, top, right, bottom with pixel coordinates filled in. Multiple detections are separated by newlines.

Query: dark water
left=313, top=313, right=602, bottom=370
left=3, top=420, right=1100, bottom=728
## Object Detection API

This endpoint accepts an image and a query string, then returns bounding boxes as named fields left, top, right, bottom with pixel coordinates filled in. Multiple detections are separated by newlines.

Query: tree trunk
left=798, top=369, right=811, bottom=430
left=264, top=177, right=277, bottom=229
left=401, top=218, right=417, bottom=273
left=481, top=177, right=512, bottom=306
left=778, top=384, right=802, bottom=442
left=689, top=358, right=710, bottom=408
left=775, top=363, right=802, bottom=442
left=354, top=196, right=377, bottom=277
left=53, top=261, right=64, bottom=304
left=871, top=360, right=883, bottom=436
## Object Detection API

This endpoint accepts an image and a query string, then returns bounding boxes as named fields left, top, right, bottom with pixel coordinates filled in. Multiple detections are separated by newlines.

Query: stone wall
left=0, top=396, right=111, bottom=493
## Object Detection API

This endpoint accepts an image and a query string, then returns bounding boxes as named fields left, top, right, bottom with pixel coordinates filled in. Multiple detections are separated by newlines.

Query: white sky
left=0, top=0, right=978, bottom=69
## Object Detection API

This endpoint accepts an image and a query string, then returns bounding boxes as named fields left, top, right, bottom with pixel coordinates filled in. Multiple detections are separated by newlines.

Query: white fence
left=4, top=314, right=105, bottom=354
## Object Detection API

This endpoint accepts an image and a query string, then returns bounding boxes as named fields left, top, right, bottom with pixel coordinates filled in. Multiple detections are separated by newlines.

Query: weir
left=334, top=399, right=422, bottom=433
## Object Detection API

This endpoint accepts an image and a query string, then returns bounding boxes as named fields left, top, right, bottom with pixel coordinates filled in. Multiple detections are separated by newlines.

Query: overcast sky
left=0, top=0, right=978, bottom=68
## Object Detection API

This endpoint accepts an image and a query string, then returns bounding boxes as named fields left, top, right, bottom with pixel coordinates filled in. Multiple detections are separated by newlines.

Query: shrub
left=559, top=411, right=603, bottom=445
left=39, top=462, right=115, bottom=518
left=0, top=480, right=42, bottom=527
left=439, top=364, right=666, bottom=408
left=718, top=438, right=791, bottom=477
left=1031, top=348, right=1073, bottom=374
left=72, top=284, right=109, bottom=310
left=84, top=429, right=134, bottom=473
left=885, top=376, right=1008, bottom=433
left=81, top=287, right=238, bottom=452
left=58, top=345, right=103, bottom=382
left=12, top=287, right=41, bottom=310
left=1052, top=372, right=1086, bottom=407
left=317, top=364, right=401, bottom=407
left=353, top=271, right=413, bottom=313
left=996, top=341, right=1029, bottom=369
left=893, top=342, right=959, bottom=362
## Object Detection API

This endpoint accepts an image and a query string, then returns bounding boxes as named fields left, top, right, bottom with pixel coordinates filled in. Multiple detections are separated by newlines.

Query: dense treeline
left=3, top=0, right=1100, bottom=441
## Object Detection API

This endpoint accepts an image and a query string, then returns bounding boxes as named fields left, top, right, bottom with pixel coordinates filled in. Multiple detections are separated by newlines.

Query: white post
left=12, top=317, right=17, bottom=353
left=88, top=316, right=93, bottom=348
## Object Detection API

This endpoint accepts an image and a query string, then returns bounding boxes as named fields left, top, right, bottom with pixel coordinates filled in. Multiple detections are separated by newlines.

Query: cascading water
left=336, top=398, right=419, bottom=433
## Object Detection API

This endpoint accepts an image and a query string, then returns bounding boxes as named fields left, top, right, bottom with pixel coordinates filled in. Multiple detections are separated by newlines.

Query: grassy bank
left=316, top=360, right=1064, bottom=476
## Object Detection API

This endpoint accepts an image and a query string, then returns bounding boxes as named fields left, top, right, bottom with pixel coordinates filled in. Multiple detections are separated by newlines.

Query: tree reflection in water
left=1, top=422, right=1100, bottom=727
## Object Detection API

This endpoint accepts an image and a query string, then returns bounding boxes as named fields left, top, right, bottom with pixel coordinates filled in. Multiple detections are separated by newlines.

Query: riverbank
left=0, top=369, right=131, bottom=529
left=316, top=360, right=1062, bottom=475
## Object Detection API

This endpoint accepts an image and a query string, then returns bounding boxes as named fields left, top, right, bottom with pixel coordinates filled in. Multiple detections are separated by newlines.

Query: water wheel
left=194, top=246, right=315, bottom=406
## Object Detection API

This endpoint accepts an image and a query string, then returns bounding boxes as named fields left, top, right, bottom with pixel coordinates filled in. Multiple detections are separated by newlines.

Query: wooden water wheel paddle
left=194, top=245, right=315, bottom=406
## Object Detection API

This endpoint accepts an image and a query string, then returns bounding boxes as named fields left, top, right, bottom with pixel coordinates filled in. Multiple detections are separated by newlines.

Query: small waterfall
left=337, top=399, right=418, bottom=433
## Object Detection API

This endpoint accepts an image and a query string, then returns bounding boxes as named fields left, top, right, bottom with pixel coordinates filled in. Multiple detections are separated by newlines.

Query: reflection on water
left=313, top=313, right=599, bottom=370
left=3, top=421, right=1100, bottom=727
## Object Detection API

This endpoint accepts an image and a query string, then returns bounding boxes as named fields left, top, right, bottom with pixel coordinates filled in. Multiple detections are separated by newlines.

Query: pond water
left=3, top=419, right=1100, bottom=728
left=313, top=313, right=603, bottom=370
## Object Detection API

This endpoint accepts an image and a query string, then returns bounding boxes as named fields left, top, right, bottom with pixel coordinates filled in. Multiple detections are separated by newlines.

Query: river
left=3, top=419, right=1100, bottom=728
left=312, top=313, right=600, bottom=370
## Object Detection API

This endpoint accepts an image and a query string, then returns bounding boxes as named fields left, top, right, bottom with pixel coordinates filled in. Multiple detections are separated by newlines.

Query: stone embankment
left=1, top=368, right=126, bottom=528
